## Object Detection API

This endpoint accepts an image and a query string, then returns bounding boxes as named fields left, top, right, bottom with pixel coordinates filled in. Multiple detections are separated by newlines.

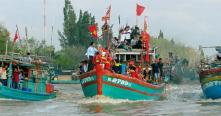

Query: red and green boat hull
left=80, top=69, right=165, bottom=101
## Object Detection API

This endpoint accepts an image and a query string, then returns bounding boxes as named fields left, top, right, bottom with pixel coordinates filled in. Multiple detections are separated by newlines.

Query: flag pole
left=118, top=15, right=121, bottom=31
left=43, top=0, right=46, bottom=56
left=136, top=3, right=138, bottom=26
left=107, top=22, right=111, bottom=50
left=5, top=34, right=9, bottom=56
left=50, top=26, right=53, bottom=59
left=25, top=26, right=29, bottom=54
left=12, top=25, right=19, bottom=53
left=43, top=0, right=46, bottom=43
left=107, top=5, right=111, bottom=50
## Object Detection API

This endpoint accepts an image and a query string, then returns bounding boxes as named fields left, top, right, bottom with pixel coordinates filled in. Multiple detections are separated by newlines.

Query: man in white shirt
left=120, top=31, right=126, bottom=43
left=85, top=42, right=98, bottom=71
left=124, top=26, right=131, bottom=44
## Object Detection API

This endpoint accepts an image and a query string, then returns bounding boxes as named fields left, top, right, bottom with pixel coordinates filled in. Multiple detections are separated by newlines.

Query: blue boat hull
left=80, top=69, right=165, bottom=101
left=0, top=85, right=56, bottom=101
left=200, top=67, right=221, bottom=99
left=201, top=81, right=221, bottom=99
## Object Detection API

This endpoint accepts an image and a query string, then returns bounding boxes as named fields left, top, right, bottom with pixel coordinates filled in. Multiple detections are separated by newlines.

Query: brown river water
left=0, top=82, right=221, bottom=116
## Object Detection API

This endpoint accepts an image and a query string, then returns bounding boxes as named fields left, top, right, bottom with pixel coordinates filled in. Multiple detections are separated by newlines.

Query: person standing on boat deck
left=143, top=66, right=150, bottom=82
left=18, top=70, right=24, bottom=89
left=27, top=52, right=32, bottom=62
left=93, top=52, right=103, bottom=71
left=120, top=60, right=127, bottom=75
left=124, top=26, right=132, bottom=45
left=151, top=60, right=160, bottom=83
left=79, top=60, right=88, bottom=74
left=129, top=65, right=140, bottom=79
left=0, top=65, right=8, bottom=86
left=85, top=42, right=98, bottom=71
left=112, top=59, right=121, bottom=74
left=131, top=37, right=138, bottom=48
left=119, top=29, right=126, bottom=46
left=13, top=66, right=20, bottom=89
left=158, top=58, right=164, bottom=82
left=104, top=56, right=111, bottom=70
left=112, top=37, right=120, bottom=49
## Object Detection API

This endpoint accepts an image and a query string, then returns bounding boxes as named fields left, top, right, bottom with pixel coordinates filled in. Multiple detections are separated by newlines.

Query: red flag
left=142, top=17, right=150, bottom=63
left=136, top=4, right=145, bottom=16
left=88, top=25, right=98, bottom=39
left=13, top=29, right=19, bottom=43
left=142, top=32, right=150, bottom=63
left=145, top=33, right=150, bottom=63
left=102, top=5, right=111, bottom=22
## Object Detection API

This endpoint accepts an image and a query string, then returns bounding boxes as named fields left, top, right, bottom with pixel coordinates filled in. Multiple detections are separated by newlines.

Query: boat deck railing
left=112, top=48, right=156, bottom=62
left=0, top=53, right=51, bottom=66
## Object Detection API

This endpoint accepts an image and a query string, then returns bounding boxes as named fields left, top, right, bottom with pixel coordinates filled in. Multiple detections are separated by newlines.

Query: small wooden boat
left=80, top=67, right=165, bottom=101
left=51, top=80, right=80, bottom=84
left=0, top=54, right=56, bottom=101
left=199, top=46, right=221, bottom=99
left=51, top=71, right=80, bottom=84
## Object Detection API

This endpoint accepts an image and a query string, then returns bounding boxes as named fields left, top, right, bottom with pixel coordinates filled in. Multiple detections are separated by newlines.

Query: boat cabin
left=113, top=48, right=157, bottom=63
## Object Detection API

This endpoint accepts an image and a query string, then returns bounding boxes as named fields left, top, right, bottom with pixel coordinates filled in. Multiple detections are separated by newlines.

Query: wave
left=78, top=95, right=146, bottom=104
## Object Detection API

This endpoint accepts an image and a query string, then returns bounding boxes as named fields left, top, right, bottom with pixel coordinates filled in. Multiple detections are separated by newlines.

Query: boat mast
left=25, top=27, right=29, bottom=54
left=50, top=26, right=53, bottom=59
left=43, top=0, right=46, bottom=48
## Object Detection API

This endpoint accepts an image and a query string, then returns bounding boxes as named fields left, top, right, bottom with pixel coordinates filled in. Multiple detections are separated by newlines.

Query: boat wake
left=0, top=98, right=21, bottom=101
left=164, top=83, right=203, bottom=101
left=197, top=98, right=221, bottom=103
left=78, top=95, right=143, bottom=104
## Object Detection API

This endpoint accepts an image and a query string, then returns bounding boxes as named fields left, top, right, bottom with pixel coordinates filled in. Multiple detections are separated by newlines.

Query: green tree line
left=151, top=31, right=198, bottom=67
left=55, top=0, right=100, bottom=69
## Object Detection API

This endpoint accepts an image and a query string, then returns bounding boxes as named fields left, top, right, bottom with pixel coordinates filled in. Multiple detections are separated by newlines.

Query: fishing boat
left=80, top=48, right=165, bottom=101
left=199, top=46, right=221, bottom=99
left=51, top=70, right=80, bottom=84
left=80, top=5, right=166, bottom=100
left=0, top=53, right=56, bottom=101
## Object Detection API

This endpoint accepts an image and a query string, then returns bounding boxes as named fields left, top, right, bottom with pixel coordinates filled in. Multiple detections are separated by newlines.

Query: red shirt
left=136, top=66, right=142, bottom=74
left=131, top=71, right=139, bottom=79
left=93, top=54, right=102, bottom=64
left=13, top=72, right=19, bottom=82
left=104, top=62, right=111, bottom=70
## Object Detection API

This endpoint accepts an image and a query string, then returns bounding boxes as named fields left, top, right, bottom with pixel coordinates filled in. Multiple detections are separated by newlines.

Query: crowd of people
left=112, top=26, right=144, bottom=50
left=0, top=64, right=25, bottom=89
left=80, top=42, right=164, bottom=83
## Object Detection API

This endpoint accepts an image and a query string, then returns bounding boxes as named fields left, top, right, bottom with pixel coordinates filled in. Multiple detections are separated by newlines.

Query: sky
left=0, top=0, right=221, bottom=54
